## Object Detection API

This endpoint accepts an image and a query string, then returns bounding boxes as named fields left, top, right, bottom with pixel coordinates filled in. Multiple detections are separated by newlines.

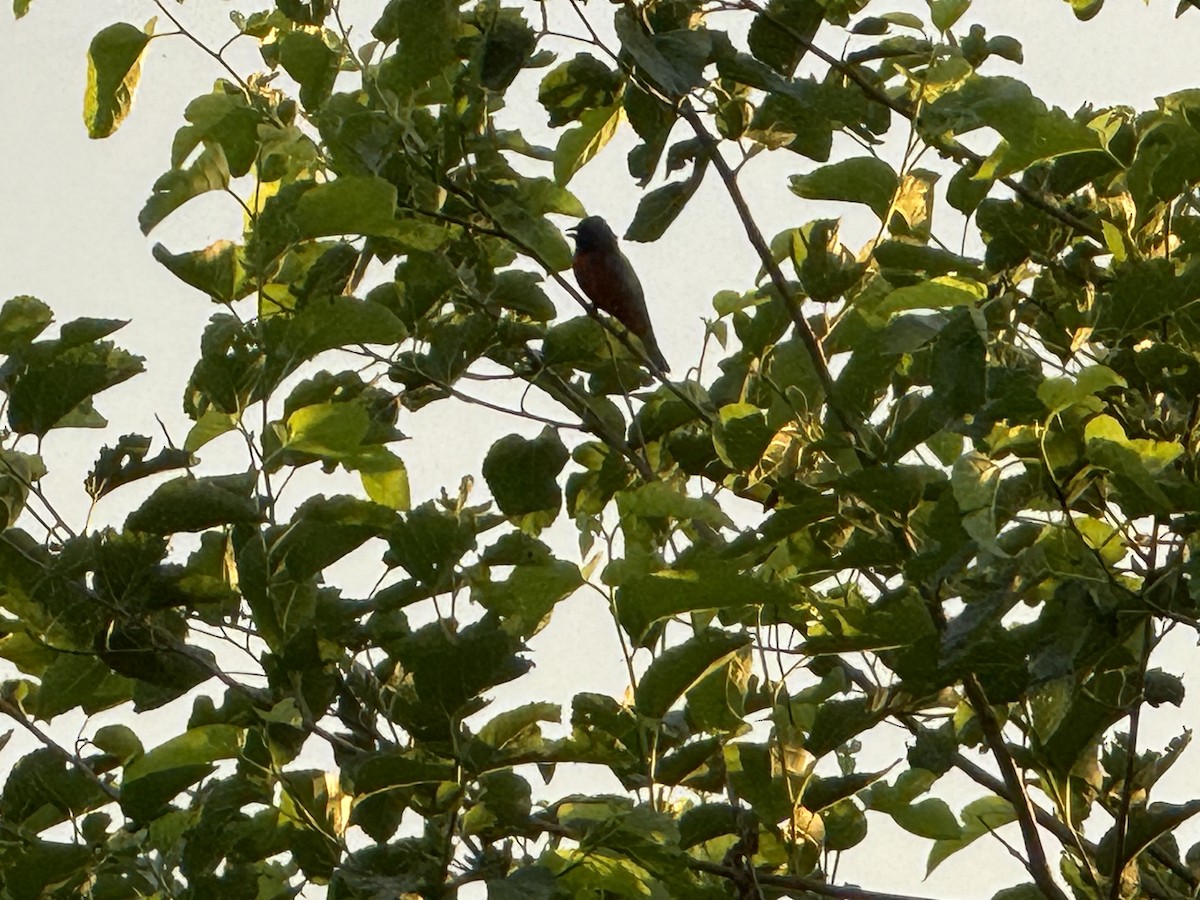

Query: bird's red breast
left=573, top=247, right=650, bottom=336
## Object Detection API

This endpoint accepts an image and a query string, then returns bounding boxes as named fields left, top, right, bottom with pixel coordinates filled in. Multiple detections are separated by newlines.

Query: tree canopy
left=5, top=0, right=1200, bottom=898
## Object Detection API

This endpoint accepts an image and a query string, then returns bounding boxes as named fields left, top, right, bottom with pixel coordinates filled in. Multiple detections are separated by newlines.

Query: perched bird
left=568, top=216, right=670, bottom=373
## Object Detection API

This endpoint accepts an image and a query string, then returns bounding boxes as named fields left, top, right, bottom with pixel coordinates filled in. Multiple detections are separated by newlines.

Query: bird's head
left=567, top=216, right=619, bottom=252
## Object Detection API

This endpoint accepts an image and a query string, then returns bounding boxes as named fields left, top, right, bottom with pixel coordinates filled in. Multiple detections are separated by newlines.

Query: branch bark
left=960, top=674, right=1070, bottom=900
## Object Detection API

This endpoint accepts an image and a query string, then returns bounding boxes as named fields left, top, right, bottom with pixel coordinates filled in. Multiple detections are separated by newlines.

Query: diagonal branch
left=960, top=674, right=1069, bottom=900
left=738, top=0, right=1103, bottom=242
left=0, top=697, right=120, bottom=802
left=1106, top=616, right=1156, bottom=900
left=677, top=101, right=872, bottom=462
left=687, top=858, right=942, bottom=900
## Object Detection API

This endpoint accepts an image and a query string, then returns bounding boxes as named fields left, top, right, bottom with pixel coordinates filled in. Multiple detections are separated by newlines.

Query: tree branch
left=960, top=674, right=1069, bottom=900
left=738, top=0, right=1103, bottom=242
left=1106, top=617, right=1156, bottom=900
left=687, top=857, right=942, bottom=900
left=0, top=697, right=120, bottom=802
left=677, top=101, right=871, bottom=462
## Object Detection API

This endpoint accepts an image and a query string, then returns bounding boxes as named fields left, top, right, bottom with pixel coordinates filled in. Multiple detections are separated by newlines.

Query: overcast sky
left=5, top=2, right=1200, bottom=896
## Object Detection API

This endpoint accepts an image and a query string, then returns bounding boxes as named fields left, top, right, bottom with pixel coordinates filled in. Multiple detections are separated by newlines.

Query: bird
left=567, top=216, right=670, bottom=373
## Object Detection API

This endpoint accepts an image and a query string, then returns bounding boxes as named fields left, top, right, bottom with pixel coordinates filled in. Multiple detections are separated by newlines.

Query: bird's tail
left=641, top=329, right=670, bottom=373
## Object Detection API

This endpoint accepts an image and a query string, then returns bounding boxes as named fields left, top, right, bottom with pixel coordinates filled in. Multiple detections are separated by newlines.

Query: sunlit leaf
left=84, top=20, right=153, bottom=138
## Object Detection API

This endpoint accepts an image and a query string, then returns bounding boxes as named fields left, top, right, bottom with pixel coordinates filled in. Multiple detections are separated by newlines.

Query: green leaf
left=491, top=270, right=557, bottom=321
left=184, top=409, right=239, bottom=452
left=713, top=402, right=773, bottom=470
left=892, top=797, right=963, bottom=840
left=93, top=724, right=143, bottom=763
left=616, top=559, right=793, bottom=642
left=84, top=21, right=153, bottom=138
left=487, top=867, right=558, bottom=900
left=3, top=334, right=145, bottom=436
left=991, top=886, right=1049, bottom=900
left=807, top=697, right=879, bottom=756
left=614, top=8, right=711, bottom=95
left=724, top=742, right=798, bottom=823
left=748, top=0, right=823, bottom=75
left=745, top=88, right=833, bottom=160
left=790, top=158, right=899, bottom=220
left=554, top=103, right=623, bottom=186
left=539, top=54, right=620, bottom=127
left=139, top=144, right=231, bottom=235
left=384, top=501, right=477, bottom=590
left=625, top=83, right=676, bottom=183
left=386, top=616, right=531, bottom=741
left=274, top=495, right=398, bottom=580
left=625, top=163, right=708, bottom=242
left=293, top=175, right=399, bottom=238
left=479, top=702, right=561, bottom=752
left=684, top=644, right=753, bottom=734
left=472, top=558, right=583, bottom=638
left=5, top=840, right=92, bottom=898
left=617, top=481, right=734, bottom=528
left=0, top=449, right=45, bottom=529
left=927, top=795, right=1017, bottom=874
left=924, top=76, right=1101, bottom=179
left=277, top=30, right=339, bottom=110
left=543, top=849, right=665, bottom=899
left=928, top=0, right=971, bottom=31
left=125, top=473, right=262, bottom=534
left=346, top=750, right=456, bottom=794
left=352, top=447, right=411, bottom=511
left=152, top=241, right=246, bottom=303
left=121, top=724, right=244, bottom=822
left=878, top=276, right=987, bottom=315
left=32, top=654, right=132, bottom=720
left=0, top=296, right=53, bottom=354
left=635, top=628, right=751, bottom=719
left=1067, top=0, right=1104, bottom=21
left=1084, top=414, right=1184, bottom=516
left=84, top=434, right=193, bottom=504
left=278, top=295, right=407, bottom=362
left=931, top=308, right=986, bottom=415
left=1, top=748, right=110, bottom=832
left=172, top=88, right=264, bottom=178
left=13, top=0, right=33, bottom=18
left=491, top=202, right=574, bottom=272
left=1097, top=800, right=1200, bottom=875
left=482, top=428, right=569, bottom=519
left=373, top=0, right=457, bottom=94
left=1095, top=259, right=1200, bottom=341
left=476, top=5, right=537, bottom=91
left=284, top=402, right=370, bottom=457
left=947, top=163, right=992, bottom=214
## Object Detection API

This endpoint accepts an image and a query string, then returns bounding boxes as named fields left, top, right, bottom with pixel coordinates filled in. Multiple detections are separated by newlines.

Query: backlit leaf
left=85, top=21, right=153, bottom=138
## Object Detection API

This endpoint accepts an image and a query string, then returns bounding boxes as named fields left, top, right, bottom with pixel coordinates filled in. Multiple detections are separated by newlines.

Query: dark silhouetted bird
left=568, top=216, right=670, bottom=373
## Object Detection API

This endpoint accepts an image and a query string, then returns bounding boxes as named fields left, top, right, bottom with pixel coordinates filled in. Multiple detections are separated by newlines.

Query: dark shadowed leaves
left=125, top=473, right=261, bottom=534
left=483, top=428, right=569, bottom=518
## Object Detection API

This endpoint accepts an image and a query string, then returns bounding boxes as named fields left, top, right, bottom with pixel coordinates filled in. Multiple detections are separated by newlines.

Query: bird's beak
left=566, top=226, right=578, bottom=237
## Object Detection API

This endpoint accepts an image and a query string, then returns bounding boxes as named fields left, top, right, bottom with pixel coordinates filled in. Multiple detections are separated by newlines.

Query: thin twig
left=0, top=697, right=120, bottom=802
left=149, top=0, right=250, bottom=92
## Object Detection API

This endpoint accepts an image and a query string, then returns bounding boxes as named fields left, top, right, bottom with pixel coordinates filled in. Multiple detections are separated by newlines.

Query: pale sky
left=4, top=1, right=1200, bottom=896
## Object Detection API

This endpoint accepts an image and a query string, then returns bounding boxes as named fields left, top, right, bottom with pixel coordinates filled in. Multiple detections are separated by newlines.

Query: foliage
left=6, top=0, right=1200, bottom=898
